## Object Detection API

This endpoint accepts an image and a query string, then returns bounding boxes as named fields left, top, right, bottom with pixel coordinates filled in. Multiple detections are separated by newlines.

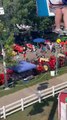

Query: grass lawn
left=0, top=66, right=67, bottom=97
left=3, top=96, right=58, bottom=120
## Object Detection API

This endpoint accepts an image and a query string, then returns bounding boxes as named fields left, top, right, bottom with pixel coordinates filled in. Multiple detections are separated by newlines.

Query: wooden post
left=3, top=106, right=6, bottom=119
left=52, top=86, right=55, bottom=97
left=21, top=98, right=24, bottom=111
left=38, top=91, right=41, bottom=103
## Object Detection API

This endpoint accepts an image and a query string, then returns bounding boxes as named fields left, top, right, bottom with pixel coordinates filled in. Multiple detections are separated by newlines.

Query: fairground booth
left=58, top=90, right=67, bottom=120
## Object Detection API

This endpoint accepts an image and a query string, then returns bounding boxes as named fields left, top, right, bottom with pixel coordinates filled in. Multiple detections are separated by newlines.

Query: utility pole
left=1, top=43, right=8, bottom=88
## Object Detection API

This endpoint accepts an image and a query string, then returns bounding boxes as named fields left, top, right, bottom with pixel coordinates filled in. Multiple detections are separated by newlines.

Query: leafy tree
left=0, top=22, right=4, bottom=36
left=4, top=33, right=17, bottom=66
left=3, top=0, right=54, bottom=32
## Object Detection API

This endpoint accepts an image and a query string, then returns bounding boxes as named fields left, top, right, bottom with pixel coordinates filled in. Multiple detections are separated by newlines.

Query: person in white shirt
left=49, top=0, right=67, bottom=34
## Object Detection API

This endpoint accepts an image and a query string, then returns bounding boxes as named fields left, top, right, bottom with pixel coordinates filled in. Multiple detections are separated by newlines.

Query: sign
left=36, top=0, right=55, bottom=16
left=0, top=7, right=4, bottom=15
left=65, top=98, right=67, bottom=103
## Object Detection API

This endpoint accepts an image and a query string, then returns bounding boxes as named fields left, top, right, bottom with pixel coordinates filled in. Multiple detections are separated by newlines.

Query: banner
left=0, top=7, right=4, bottom=15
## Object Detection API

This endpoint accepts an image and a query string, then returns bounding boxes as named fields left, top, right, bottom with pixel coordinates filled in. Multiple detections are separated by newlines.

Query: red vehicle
left=0, top=69, right=13, bottom=85
left=32, top=55, right=66, bottom=73
left=13, top=44, right=24, bottom=53
left=26, top=43, right=33, bottom=50
left=37, top=56, right=56, bottom=71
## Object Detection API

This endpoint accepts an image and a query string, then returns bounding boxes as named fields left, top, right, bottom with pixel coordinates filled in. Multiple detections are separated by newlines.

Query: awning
left=10, top=61, right=36, bottom=73
left=33, top=38, right=45, bottom=43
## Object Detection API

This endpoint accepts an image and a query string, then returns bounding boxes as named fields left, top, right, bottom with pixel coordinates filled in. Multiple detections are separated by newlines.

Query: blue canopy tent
left=10, top=61, right=36, bottom=73
left=33, top=38, right=45, bottom=43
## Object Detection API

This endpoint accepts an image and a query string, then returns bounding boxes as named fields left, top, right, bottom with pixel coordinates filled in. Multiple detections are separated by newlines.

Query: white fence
left=0, top=81, right=67, bottom=119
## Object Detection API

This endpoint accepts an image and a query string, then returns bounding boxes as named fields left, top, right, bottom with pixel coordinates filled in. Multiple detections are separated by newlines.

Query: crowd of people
left=13, top=39, right=67, bottom=62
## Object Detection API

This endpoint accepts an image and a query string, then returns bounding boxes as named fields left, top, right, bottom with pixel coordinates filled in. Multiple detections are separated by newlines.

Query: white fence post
left=3, top=106, right=6, bottom=119
left=52, top=86, right=55, bottom=97
left=21, top=98, right=24, bottom=111
left=38, top=91, right=41, bottom=103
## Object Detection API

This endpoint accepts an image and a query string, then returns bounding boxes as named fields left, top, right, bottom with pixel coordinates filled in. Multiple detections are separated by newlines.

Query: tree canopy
left=2, top=0, right=54, bottom=32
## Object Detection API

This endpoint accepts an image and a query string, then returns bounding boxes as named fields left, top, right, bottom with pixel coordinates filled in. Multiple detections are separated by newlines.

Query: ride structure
left=36, top=0, right=54, bottom=16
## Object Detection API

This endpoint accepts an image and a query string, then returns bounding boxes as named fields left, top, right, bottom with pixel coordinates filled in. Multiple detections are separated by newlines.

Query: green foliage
left=3, top=0, right=54, bottom=31
left=5, top=33, right=14, bottom=47
left=4, top=33, right=16, bottom=66
left=4, top=33, right=14, bottom=52
left=1, top=0, right=54, bottom=65
left=61, top=36, right=67, bottom=41
left=0, top=22, right=4, bottom=34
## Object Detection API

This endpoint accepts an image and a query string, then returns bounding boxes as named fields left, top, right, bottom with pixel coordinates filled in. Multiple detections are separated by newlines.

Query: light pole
left=0, top=1, right=8, bottom=89
left=55, top=43, right=58, bottom=75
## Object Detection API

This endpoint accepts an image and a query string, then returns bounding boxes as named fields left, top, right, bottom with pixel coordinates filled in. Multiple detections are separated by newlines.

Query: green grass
left=0, top=66, right=67, bottom=98
left=58, top=66, right=67, bottom=75
left=2, top=96, right=58, bottom=120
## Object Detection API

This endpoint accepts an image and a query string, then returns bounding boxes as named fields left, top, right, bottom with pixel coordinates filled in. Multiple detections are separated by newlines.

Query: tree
left=4, top=33, right=17, bottom=67
left=0, top=22, right=4, bottom=36
left=3, top=0, right=54, bottom=33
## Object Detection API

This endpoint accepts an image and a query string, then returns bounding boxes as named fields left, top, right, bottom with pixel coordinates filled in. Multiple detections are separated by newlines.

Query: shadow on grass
left=48, top=96, right=58, bottom=120
left=29, top=100, right=49, bottom=115
left=29, top=96, right=58, bottom=120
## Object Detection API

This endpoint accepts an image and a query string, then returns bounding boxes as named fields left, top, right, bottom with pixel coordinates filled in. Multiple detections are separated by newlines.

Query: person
left=49, top=0, right=67, bottom=34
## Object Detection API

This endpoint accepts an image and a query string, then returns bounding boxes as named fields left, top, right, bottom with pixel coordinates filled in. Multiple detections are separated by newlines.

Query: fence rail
left=0, top=81, right=67, bottom=119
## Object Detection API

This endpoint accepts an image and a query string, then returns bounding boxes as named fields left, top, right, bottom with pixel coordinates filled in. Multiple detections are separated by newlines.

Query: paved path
left=0, top=73, right=67, bottom=107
